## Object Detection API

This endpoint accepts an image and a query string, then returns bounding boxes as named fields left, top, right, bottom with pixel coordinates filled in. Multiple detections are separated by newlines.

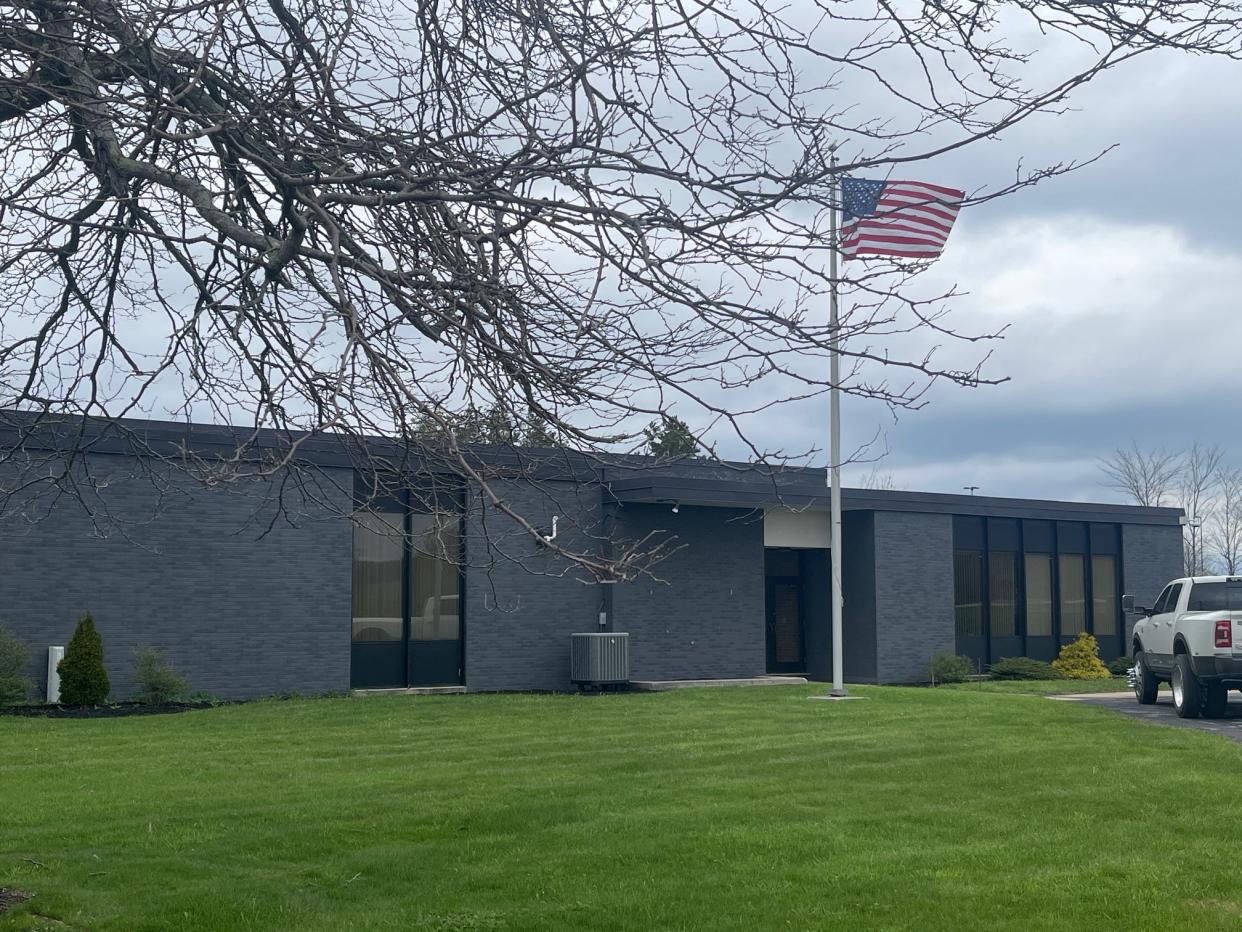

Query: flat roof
left=0, top=411, right=1183, bottom=526
left=602, top=476, right=1183, bottom=526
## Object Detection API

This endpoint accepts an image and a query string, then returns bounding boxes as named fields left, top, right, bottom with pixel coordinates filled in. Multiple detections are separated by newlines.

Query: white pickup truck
left=1127, top=576, right=1242, bottom=718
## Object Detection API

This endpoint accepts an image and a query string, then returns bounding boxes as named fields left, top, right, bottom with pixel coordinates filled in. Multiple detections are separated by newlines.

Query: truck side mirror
left=1121, top=594, right=1135, bottom=614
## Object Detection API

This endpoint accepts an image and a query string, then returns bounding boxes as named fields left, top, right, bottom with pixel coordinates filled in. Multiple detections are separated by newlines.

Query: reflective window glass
left=1059, top=554, right=1086, bottom=636
left=409, top=514, right=461, bottom=642
left=352, top=511, right=405, bottom=642
left=990, top=551, right=1018, bottom=637
left=1091, top=555, right=1117, bottom=637
left=954, top=550, right=984, bottom=638
left=1025, top=553, right=1053, bottom=637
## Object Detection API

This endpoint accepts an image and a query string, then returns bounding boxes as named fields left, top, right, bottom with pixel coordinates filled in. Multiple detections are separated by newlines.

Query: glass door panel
left=351, top=511, right=406, bottom=688
left=408, top=514, right=463, bottom=686
left=766, top=578, right=804, bottom=674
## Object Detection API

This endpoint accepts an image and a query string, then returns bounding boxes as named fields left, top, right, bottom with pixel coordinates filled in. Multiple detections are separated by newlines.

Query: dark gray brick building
left=0, top=416, right=1185, bottom=699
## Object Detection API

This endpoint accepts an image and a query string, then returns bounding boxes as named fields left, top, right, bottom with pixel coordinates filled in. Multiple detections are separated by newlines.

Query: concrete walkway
left=1051, top=690, right=1242, bottom=743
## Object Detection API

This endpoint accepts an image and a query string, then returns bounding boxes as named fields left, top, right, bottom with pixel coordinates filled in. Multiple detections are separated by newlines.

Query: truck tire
left=1204, top=683, right=1229, bottom=718
left=1133, top=651, right=1159, bottom=705
left=1172, top=654, right=1202, bottom=719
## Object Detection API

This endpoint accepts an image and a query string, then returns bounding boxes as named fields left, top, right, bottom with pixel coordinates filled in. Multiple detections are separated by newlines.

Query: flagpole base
left=809, top=689, right=865, bottom=702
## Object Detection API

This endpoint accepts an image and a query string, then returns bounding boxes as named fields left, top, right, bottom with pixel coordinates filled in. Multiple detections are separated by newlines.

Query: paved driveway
left=1052, top=690, right=1242, bottom=743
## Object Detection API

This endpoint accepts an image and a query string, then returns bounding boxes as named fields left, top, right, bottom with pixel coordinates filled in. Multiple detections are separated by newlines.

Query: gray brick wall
left=612, top=504, right=766, bottom=681
left=0, top=455, right=353, bottom=700
left=463, top=478, right=604, bottom=691
left=1122, top=523, right=1184, bottom=650
left=872, top=511, right=955, bottom=683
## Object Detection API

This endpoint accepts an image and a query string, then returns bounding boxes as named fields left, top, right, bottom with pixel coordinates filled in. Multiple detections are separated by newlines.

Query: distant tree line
left=417, top=407, right=701, bottom=460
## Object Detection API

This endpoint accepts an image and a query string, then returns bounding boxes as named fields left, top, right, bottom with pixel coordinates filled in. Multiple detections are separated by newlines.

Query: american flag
left=840, top=177, right=964, bottom=260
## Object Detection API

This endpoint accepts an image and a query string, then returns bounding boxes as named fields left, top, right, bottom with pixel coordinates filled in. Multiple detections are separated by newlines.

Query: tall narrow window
left=989, top=551, right=1018, bottom=637
left=1092, top=555, right=1118, bottom=637
left=409, top=513, right=461, bottom=643
left=1025, top=554, right=1053, bottom=636
left=954, top=550, right=984, bottom=638
left=1059, top=553, right=1086, bottom=636
left=352, top=511, right=405, bottom=642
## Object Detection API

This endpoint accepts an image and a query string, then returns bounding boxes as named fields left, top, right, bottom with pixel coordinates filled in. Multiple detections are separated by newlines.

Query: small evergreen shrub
left=1107, top=656, right=1132, bottom=676
left=929, top=651, right=975, bottom=684
left=57, top=614, right=110, bottom=705
left=987, top=656, right=1062, bottom=681
left=0, top=624, right=33, bottom=706
left=132, top=647, right=188, bottom=705
left=1051, top=633, right=1111, bottom=680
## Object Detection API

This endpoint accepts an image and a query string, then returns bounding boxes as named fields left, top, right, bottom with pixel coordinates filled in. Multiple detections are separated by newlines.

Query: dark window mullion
left=1051, top=523, right=1061, bottom=642
left=402, top=492, right=412, bottom=685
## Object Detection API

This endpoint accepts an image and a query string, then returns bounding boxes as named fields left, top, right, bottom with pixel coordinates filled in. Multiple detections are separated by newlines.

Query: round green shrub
left=133, top=647, right=188, bottom=705
left=58, top=614, right=110, bottom=706
left=929, top=651, right=975, bottom=684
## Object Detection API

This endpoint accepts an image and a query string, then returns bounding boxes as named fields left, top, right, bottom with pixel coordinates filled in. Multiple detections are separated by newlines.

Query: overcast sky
left=724, top=47, right=1242, bottom=505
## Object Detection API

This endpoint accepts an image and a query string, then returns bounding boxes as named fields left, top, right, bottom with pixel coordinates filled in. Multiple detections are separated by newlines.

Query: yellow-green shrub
left=1051, top=633, right=1110, bottom=679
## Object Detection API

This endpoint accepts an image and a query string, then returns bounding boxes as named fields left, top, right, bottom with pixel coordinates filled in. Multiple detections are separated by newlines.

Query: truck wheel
left=1204, top=683, right=1229, bottom=718
left=1172, top=655, right=1202, bottom=719
left=1133, top=651, right=1159, bottom=705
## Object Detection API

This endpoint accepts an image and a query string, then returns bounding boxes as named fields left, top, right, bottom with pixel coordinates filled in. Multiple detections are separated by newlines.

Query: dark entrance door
left=766, top=576, right=805, bottom=674
left=351, top=504, right=463, bottom=690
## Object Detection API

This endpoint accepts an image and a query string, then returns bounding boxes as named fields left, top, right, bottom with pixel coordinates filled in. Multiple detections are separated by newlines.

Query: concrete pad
left=629, top=676, right=809, bottom=691
left=351, top=686, right=466, bottom=697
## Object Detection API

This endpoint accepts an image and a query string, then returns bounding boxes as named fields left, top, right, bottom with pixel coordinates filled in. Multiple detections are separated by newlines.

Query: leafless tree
left=2, top=0, right=1240, bottom=578
left=1179, top=442, right=1223, bottom=575
left=1210, top=466, right=1242, bottom=575
left=859, top=466, right=896, bottom=491
left=1098, top=444, right=1184, bottom=508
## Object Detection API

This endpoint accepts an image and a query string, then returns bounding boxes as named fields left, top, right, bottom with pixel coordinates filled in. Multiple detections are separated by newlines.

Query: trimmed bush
left=133, top=647, right=188, bottom=705
left=0, top=624, right=33, bottom=706
left=929, top=651, right=975, bottom=684
left=1107, top=656, right=1132, bottom=676
left=987, top=656, right=1062, bottom=681
left=58, top=614, right=110, bottom=706
left=1051, top=633, right=1111, bottom=680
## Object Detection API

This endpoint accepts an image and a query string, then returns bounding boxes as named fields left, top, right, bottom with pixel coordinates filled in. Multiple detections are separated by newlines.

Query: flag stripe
left=864, top=211, right=955, bottom=235
left=879, top=181, right=963, bottom=200
left=875, top=198, right=960, bottom=225
left=842, top=177, right=963, bottom=260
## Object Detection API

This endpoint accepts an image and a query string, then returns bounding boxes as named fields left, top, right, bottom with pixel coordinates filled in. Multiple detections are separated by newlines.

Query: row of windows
left=954, top=550, right=1118, bottom=639
left=953, top=518, right=1122, bottom=647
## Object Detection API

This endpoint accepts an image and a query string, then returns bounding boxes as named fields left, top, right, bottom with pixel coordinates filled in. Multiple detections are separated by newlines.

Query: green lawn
left=1, top=685, right=1239, bottom=931
left=943, top=676, right=1134, bottom=695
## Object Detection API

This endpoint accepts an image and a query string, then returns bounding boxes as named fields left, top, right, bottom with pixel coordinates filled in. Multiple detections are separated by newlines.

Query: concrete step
left=351, top=686, right=467, bottom=697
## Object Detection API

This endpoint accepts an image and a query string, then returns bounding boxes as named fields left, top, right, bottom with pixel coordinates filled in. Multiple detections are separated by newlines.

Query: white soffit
left=763, top=508, right=830, bottom=549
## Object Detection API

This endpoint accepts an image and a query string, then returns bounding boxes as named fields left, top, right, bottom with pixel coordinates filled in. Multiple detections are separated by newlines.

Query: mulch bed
left=0, top=700, right=237, bottom=719
left=0, top=887, right=31, bottom=914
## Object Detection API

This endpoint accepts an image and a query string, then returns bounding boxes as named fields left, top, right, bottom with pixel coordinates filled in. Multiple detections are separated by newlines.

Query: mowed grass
left=943, top=676, right=1133, bottom=695
left=2, top=685, right=1241, bottom=931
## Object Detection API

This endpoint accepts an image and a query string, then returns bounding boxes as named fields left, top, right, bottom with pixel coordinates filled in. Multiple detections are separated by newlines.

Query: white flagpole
left=828, top=144, right=847, bottom=698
